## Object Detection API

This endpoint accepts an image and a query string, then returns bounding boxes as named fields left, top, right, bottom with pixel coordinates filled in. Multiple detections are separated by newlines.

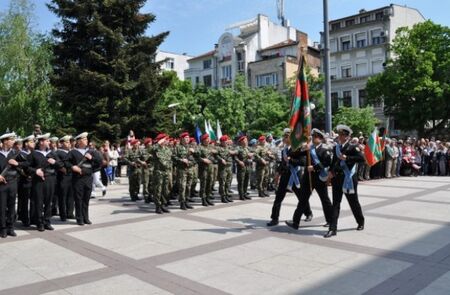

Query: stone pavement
left=1, top=176, right=450, bottom=295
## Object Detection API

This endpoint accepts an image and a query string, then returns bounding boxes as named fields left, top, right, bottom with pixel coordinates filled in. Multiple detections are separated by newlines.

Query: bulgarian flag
left=289, top=55, right=311, bottom=150
left=208, top=120, right=217, bottom=141
left=365, top=128, right=383, bottom=166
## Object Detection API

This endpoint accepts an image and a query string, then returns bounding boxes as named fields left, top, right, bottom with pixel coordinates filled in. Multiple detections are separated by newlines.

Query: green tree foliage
left=48, top=0, right=170, bottom=140
left=332, top=107, right=379, bottom=136
left=366, top=21, right=450, bottom=136
left=0, top=0, right=60, bottom=135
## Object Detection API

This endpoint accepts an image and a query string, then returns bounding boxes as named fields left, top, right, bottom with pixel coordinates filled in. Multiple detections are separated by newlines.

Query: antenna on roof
left=277, top=0, right=287, bottom=27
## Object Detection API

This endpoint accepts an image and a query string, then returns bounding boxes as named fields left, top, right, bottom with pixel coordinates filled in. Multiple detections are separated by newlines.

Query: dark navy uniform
left=56, top=148, right=74, bottom=220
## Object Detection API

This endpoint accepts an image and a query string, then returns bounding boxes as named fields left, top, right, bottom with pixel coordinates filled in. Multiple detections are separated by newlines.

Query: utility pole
left=323, top=0, right=332, bottom=133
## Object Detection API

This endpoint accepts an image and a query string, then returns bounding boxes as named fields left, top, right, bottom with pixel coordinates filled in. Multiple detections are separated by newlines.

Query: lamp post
left=323, top=0, right=332, bottom=133
left=168, top=103, right=181, bottom=124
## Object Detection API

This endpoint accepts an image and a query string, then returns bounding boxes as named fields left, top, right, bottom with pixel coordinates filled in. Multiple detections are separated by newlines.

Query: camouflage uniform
left=173, top=144, right=195, bottom=208
left=189, top=143, right=199, bottom=198
left=236, top=146, right=253, bottom=200
left=216, top=145, right=234, bottom=202
left=144, top=145, right=154, bottom=203
left=254, top=144, right=272, bottom=197
left=140, top=147, right=150, bottom=199
left=195, top=143, right=215, bottom=205
left=124, top=148, right=144, bottom=200
left=152, top=144, right=172, bottom=209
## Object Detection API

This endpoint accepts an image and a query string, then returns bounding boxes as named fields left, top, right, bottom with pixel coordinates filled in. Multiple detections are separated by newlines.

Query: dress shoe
left=323, top=230, right=336, bottom=238
left=202, top=199, right=209, bottom=206
left=226, top=196, right=234, bottom=202
left=323, top=223, right=330, bottom=227
left=304, top=214, right=313, bottom=222
left=38, top=224, right=45, bottom=231
left=161, top=206, right=170, bottom=213
left=221, top=196, right=229, bottom=203
left=44, top=224, right=54, bottom=231
left=356, top=225, right=364, bottom=231
left=285, top=220, right=299, bottom=230
left=266, top=220, right=279, bottom=227
left=206, top=199, right=215, bottom=206
left=76, top=220, right=85, bottom=226
left=185, top=202, right=194, bottom=209
left=102, top=190, right=106, bottom=197
left=84, top=219, right=92, bottom=225
left=180, top=202, right=187, bottom=210
left=7, top=229, right=17, bottom=237
left=155, top=207, right=163, bottom=214
left=1, top=229, right=7, bottom=238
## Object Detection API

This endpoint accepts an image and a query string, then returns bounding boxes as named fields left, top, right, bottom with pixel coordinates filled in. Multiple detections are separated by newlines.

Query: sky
left=1, top=0, right=449, bottom=57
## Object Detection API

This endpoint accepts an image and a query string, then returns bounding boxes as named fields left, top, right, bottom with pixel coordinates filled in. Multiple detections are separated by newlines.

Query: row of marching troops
left=0, top=131, right=100, bottom=238
left=124, top=132, right=277, bottom=214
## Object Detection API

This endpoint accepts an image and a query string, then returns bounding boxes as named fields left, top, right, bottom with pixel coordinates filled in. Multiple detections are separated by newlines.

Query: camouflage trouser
left=198, top=165, right=213, bottom=199
left=256, top=165, right=269, bottom=194
left=218, top=165, right=232, bottom=197
left=210, top=164, right=218, bottom=192
left=177, top=167, right=193, bottom=203
left=172, top=166, right=178, bottom=195
left=153, top=169, right=170, bottom=207
left=141, top=167, right=150, bottom=196
left=250, top=162, right=257, bottom=188
left=146, top=167, right=154, bottom=197
left=268, top=161, right=276, bottom=189
left=237, top=165, right=250, bottom=197
left=129, top=168, right=141, bottom=199
left=168, top=168, right=173, bottom=195
left=190, top=165, right=198, bottom=196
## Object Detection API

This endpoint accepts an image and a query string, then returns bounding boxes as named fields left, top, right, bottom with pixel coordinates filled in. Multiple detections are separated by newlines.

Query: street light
left=168, top=102, right=181, bottom=124
left=323, top=0, right=332, bottom=133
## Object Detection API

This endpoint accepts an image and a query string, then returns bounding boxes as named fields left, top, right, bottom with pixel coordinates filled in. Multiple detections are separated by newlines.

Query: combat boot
left=221, top=196, right=229, bottom=203
left=202, top=198, right=208, bottom=206
left=206, top=199, right=215, bottom=206
left=180, top=202, right=187, bottom=210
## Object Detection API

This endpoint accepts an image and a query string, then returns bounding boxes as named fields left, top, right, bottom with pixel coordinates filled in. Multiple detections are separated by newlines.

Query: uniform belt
left=81, top=163, right=92, bottom=169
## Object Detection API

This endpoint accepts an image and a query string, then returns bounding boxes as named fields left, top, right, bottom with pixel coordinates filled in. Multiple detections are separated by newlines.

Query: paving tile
left=368, top=200, right=450, bottom=222
left=415, top=190, right=450, bottom=203
left=416, top=271, right=450, bottom=295
left=356, top=184, right=422, bottom=198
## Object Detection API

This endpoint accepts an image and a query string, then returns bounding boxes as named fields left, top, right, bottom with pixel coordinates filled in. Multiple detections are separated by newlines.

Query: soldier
left=210, top=140, right=219, bottom=195
left=235, top=136, right=253, bottom=200
left=49, top=137, right=59, bottom=215
left=56, top=135, right=74, bottom=221
left=0, top=132, right=26, bottom=237
left=27, top=133, right=61, bottom=231
left=265, top=134, right=277, bottom=191
left=173, top=132, right=195, bottom=210
left=189, top=137, right=199, bottom=200
left=324, top=125, right=365, bottom=238
left=254, top=136, right=273, bottom=198
left=124, top=139, right=143, bottom=201
left=196, top=134, right=215, bottom=206
left=216, top=135, right=235, bottom=203
left=143, top=138, right=153, bottom=203
left=249, top=138, right=258, bottom=190
left=67, top=132, right=101, bottom=226
left=152, top=133, right=172, bottom=214
left=285, top=129, right=333, bottom=230
left=17, top=135, right=36, bottom=227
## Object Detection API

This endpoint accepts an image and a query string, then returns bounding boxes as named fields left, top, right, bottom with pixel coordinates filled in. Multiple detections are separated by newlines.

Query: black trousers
left=270, top=170, right=311, bottom=221
left=329, top=174, right=365, bottom=231
left=33, top=175, right=56, bottom=226
left=293, top=171, right=333, bottom=226
left=73, top=176, right=93, bottom=222
left=18, top=180, right=35, bottom=224
left=57, top=175, right=74, bottom=219
left=0, top=179, right=17, bottom=230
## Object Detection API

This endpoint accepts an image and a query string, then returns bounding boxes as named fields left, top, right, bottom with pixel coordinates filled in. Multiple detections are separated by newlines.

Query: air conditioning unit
left=380, top=31, right=388, bottom=37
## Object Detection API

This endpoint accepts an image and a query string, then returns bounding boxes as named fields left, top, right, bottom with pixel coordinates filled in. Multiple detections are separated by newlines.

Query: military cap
left=238, top=135, right=247, bottom=142
left=23, top=135, right=35, bottom=142
left=155, top=133, right=167, bottom=143
left=220, top=135, right=229, bottom=142
left=336, top=125, right=353, bottom=136
left=36, top=133, right=51, bottom=140
left=201, top=133, right=209, bottom=141
left=180, top=132, right=190, bottom=139
left=74, top=132, right=88, bottom=140
left=258, top=135, right=266, bottom=142
left=311, top=128, right=326, bottom=139
left=189, top=137, right=196, bottom=143
left=130, top=139, right=140, bottom=145
left=15, top=137, right=23, bottom=143
left=59, top=135, right=72, bottom=142
left=49, top=136, right=59, bottom=142
left=0, top=132, right=16, bottom=141
left=144, top=138, right=152, bottom=145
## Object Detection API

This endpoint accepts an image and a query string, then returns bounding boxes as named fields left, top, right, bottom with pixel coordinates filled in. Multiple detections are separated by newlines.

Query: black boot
left=202, top=198, right=209, bottom=206
left=226, top=195, right=234, bottom=202
left=180, top=202, right=187, bottom=210
left=324, top=230, right=337, bottom=238
left=1, top=229, right=7, bottom=238
left=7, top=229, right=17, bottom=237
left=285, top=220, right=299, bottom=230
left=161, top=206, right=170, bottom=213
left=244, top=194, right=252, bottom=200
left=185, top=202, right=194, bottom=209
left=239, top=195, right=246, bottom=201
left=221, top=196, right=229, bottom=203
left=266, top=219, right=279, bottom=226
left=304, top=214, right=313, bottom=222
left=206, top=199, right=215, bottom=206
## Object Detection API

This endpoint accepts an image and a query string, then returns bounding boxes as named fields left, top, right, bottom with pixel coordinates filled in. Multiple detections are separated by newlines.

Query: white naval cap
left=23, top=135, right=35, bottom=142
left=49, top=136, right=59, bottom=142
left=0, top=132, right=17, bottom=140
left=74, top=132, right=88, bottom=140
left=59, top=135, right=72, bottom=142
left=311, top=128, right=326, bottom=139
left=336, top=124, right=353, bottom=136
left=36, top=133, right=51, bottom=140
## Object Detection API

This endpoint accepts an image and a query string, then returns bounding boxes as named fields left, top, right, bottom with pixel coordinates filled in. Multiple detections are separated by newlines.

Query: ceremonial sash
left=310, top=146, right=329, bottom=182
left=336, top=144, right=356, bottom=194
left=283, top=147, right=300, bottom=190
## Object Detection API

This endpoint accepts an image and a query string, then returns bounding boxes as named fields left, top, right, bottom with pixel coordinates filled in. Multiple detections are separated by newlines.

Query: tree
left=366, top=21, right=450, bottom=136
left=48, top=0, right=170, bottom=140
left=0, top=0, right=60, bottom=134
left=332, top=107, right=379, bottom=136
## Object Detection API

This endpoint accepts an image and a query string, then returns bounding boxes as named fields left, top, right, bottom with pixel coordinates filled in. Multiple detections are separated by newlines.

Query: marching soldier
left=143, top=138, right=153, bottom=203
left=196, top=134, right=215, bottom=206
left=56, top=135, right=74, bottom=221
left=173, top=132, right=195, bottom=210
left=235, top=136, right=253, bottom=200
left=17, top=135, right=35, bottom=227
left=216, top=135, right=235, bottom=203
left=189, top=137, right=199, bottom=200
left=67, top=132, right=101, bottom=226
left=27, top=133, right=61, bottom=231
left=324, top=125, right=365, bottom=238
left=254, top=136, right=273, bottom=198
left=152, top=133, right=172, bottom=214
left=210, top=140, right=219, bottom=195
left=0, top=132, right=26, bottom=237
left=124, top=139, right=143, bottom=201
left=285, top=129, right=333, bottom=230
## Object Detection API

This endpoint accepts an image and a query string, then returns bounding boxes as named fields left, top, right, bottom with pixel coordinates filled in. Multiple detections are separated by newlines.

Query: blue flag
left=195, top=123, right=202, bottom=144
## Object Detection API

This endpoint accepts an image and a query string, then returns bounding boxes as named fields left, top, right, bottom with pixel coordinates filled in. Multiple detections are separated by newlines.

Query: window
left=330, top=67, right=337, bottom=80
left=343, top=91, right=352, bottom=107
left=375, top=12, right=384, bottom=20
left=341, top=36, right=351, bottom=51
left=345, top=19, right=355, bottom=27
left=371, top=29, right=385, bottom=45
left=195, top=76, right=200, bottom=84
left=331, top=22, right=341, bottom=30
left=203, top=59, right=212, bottom=69
left=203, top=75, right=212, bottom=87
left=256, top=72, right=279, bottom=87
left=355, top=32, right=366, bottom=48
left=356, top=63, right=368, bottom=76
left=360, top=15, right=370, bottom=23
left=359, top=89, right=367, bottom=107
left=341, top=65, right=352, bottom=78
left=165, top=58, right=174, bottom=69
left=330, top=38, right=337, bottom=52
left=372, top=60, right=383, bottom=74
left=221, top=65, right=232, bottom=80
left=331, top=92, right=339, bottom=113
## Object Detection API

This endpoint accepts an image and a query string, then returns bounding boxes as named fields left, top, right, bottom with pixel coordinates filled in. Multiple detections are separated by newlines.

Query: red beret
left=180, top=132, right=190, bottom=139
left=258, top=135, right=266, bottom=142
left=155, top=133, right=167, bottom=142
left=144, top=138, right=152, bottom=145
left=201, top=133, right=209, bottom=141
left=130, top=139, right=140, bottom=145
left=238, top=135, right=247, bottom=142
left=189, top=137, right=196, bottom=143
left=220, top=135, right=229, bottom=142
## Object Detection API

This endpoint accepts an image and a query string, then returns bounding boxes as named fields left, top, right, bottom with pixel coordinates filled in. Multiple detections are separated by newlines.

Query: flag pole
left=307, top=139, right=313, bottom=193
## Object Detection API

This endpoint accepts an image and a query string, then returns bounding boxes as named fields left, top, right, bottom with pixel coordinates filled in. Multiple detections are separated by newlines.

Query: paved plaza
left=1, top=176, right=450, bottom=295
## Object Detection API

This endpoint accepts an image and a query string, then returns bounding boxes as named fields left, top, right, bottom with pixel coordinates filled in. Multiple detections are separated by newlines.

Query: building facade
left=324, top=4, right=425, bottom=124
left=156, top=51, right=192, bottom=80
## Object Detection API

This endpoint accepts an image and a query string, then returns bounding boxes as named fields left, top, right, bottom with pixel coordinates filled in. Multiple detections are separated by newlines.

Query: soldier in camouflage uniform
left=249, top=139, right=258, bottom=189
left=124, top=139, right=144, bottom=201
left=173, top=132, right=195, bottom=210
left=216, top=135, right=236, bottom=203
left=235, top=136, right=253, bottom=200
left=142, top=138, right=153, bottom=203
left=254, top=136, right=274, bottom=198
left=152, top=134, right=172, bottom=214
left=210, top=140, right=219, bottom=195
left=195, top=134, right=215, bottom=206
left=266, top=134, right=277, bottom=191
left=189, top=137, right=198, bottom=200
